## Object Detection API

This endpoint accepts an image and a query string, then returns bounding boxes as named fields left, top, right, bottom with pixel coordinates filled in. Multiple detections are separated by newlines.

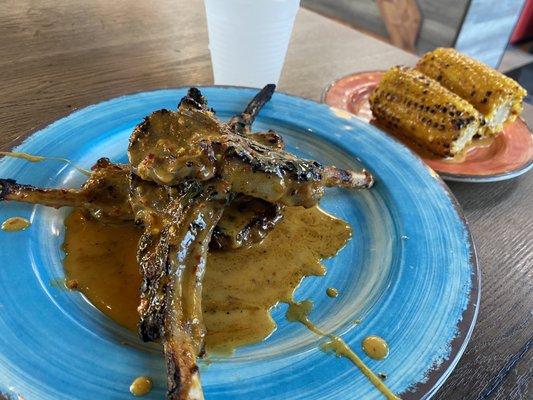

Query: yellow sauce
left=204, top=206, right=351, bottom=353
left=326, top=287, right=339, bottom=298
left=129, top=376, right=152, bottom=397
left=362, top=335, right=389, bottom=360
left=0, top=151, right=45, bottom=162
left=1, top=217, right=31, bottom=232
left=63, top=210, right=142, bottom=330
left=445, top=135, right=495, bottom=163
left=0, top=151, right=91, bottom=176
left=62, top=206, right=398, bottom=399
left=62, top=206, right=351, bottom=354
left=286, top=300, right=400, bottom=400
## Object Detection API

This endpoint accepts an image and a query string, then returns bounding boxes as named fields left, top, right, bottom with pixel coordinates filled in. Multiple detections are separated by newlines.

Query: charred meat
left=127, top=88, right=373, bottom=399
left=0, top=87, right=287, bottom=248
left=0, top=168, right=282, bottom=251
left=130, top=174, right=229, bottom=400
left=211, top=194, right=283, bottom=250
left=0, top=85, right=375, bottom=400
left=129, top=89, right=373, bottom=207
left=0, top=158, right=131, bottom=223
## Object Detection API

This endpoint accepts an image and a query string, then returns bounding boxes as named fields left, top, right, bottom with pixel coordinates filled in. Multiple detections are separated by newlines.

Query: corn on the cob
left=416, top=47, right=527, bottom=135
left=369, top=67, right=481, bottom=157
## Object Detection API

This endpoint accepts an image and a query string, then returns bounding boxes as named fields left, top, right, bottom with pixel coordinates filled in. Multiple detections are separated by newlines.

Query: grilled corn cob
left=369, top=67, right=481, bottom=157
left=416, top=47, right=527, bottom=135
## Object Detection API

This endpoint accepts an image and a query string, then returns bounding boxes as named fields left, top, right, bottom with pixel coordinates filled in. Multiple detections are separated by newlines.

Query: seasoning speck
left=65, top=279, right=79, bottom=290
left=326, top=287, right=339, bottom=298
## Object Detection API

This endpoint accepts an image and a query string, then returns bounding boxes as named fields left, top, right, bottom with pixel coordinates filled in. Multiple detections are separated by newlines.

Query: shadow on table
left=447, top=177, right=522, bottom=211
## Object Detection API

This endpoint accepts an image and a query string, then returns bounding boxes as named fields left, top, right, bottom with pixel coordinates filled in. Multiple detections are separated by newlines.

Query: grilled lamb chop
left=128, top=88, right=373, bottom=207
left=0, top=86, right=285, bottom=248
left=130, top=174, right=229, bottom=400
left=228, top=83, right=275, bottom=136
left=0, top=169, right=282, bottom=251
left=1, top=85, right=374, bottom=400
left=127, top=88, right=372, bottom=400
left=210, top=194, right=283, bottom=250
left=0, top=157, right=131, bottom=223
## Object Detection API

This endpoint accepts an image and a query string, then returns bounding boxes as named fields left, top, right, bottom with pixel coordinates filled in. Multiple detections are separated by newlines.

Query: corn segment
left=369, top=67, right=481, bottom=157
left=416, top=47, right=527, bottom=135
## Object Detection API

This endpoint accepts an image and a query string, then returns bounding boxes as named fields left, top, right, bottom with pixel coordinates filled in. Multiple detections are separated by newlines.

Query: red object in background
left=511, top=0, right=533, bottom=43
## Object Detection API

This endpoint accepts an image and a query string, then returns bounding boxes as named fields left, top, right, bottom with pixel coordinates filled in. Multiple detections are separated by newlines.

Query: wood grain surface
left=0, top=1, right=531, bottom=399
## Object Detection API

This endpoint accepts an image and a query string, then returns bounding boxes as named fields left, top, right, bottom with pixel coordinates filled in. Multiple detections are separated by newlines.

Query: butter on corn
left=369, top=67, right=481, bottom=157
left=416, top=47, right=527, bottom=135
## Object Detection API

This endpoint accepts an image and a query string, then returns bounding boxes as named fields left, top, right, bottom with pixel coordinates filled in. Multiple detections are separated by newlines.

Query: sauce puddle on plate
left=63, top=206, right=399, bottom=398
left=63, top=206, right=351, bottom=353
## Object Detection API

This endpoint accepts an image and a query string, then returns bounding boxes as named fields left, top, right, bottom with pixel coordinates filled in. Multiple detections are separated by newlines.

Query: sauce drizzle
left=0, top=151, right=91, bottom=176
left=326, top=287, right=339, bottom=297
left=1, top=217, right=30, bottom=232
left=286, top=300, right=400, bottom=400
left=0, top=151, right=45, bottom=162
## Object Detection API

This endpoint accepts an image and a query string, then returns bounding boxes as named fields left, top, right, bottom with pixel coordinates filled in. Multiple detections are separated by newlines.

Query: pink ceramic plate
left=323, top=71, right=533, bottom=182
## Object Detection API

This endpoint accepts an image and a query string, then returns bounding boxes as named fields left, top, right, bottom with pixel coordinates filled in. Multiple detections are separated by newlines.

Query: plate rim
left=1, top=85, right=481, bottom=400
left=321, top=70, right=533, bottom=183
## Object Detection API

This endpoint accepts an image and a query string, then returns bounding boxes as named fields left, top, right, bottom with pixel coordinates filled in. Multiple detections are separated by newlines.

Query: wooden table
left=1, top=1, right=531, bottom=399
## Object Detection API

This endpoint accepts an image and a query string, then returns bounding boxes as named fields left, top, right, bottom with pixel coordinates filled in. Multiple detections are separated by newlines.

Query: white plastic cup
left=204, top=0, right=300, bottom=88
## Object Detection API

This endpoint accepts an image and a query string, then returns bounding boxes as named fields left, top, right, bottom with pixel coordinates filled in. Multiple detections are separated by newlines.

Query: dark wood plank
left=0, top=1, right=532, bottom=399
left=435, top=172, right=533, bottom=399
left=0, top=0, right=213, bottom=149
left=485, top=343, right=532, bottom=399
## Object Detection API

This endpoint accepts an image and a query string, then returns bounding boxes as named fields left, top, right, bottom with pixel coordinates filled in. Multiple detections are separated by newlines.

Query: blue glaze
left=0, top=87, right=478, bottom=400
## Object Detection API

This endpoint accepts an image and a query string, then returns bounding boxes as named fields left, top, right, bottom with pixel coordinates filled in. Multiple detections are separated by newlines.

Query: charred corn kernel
left=369, top=67, right=481, bottom=157
left=416, top=48, right=527, bottom=135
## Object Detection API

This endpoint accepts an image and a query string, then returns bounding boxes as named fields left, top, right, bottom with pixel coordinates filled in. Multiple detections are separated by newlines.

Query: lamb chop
left=0, top=164, right=281, bottom=251
left=210, top=193, right=282, bottom=250
left=0, top=86, right=374, bottom=400
left=128, top=88, right=373, bottom=400
left=0, top=86, right=284, bottom=249
left=0, top=158, right=131, bottom=223
left=130, top=174, right=229, bottom=400
left=126, top=89, right=285, bottom=400
left=129, top=88, right=373, bottom=208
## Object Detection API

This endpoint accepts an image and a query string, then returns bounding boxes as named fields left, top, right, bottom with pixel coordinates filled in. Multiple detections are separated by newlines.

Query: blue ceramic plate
left=0, top=87, right=479, bottom=400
